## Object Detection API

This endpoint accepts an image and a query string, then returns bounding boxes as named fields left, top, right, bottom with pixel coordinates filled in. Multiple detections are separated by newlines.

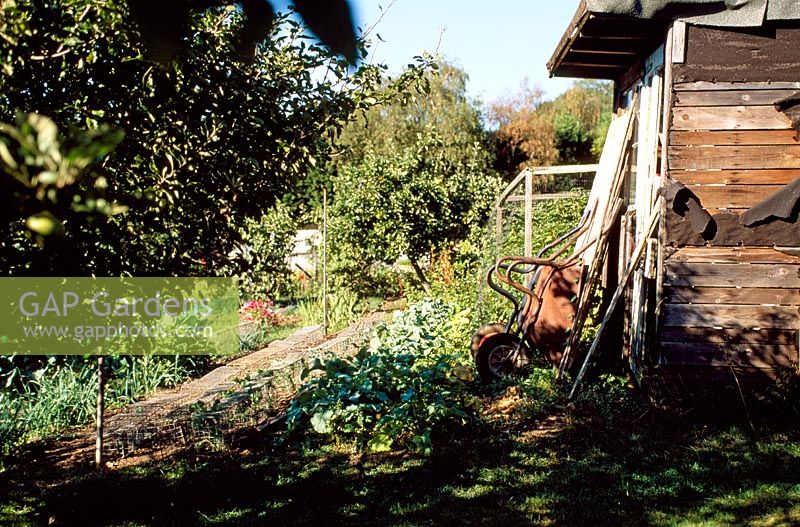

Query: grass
left=1, top=378, right=799, bottom=527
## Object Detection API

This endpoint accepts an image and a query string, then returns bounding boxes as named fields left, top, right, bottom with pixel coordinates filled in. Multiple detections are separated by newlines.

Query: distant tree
left=328, top=61, right=501, bottom=291
left=486, top=79, right=613, bottom=175
left=551, top=80, right=613, bottom=162
left=330, top=130, right=499, bottom=291
left=336, top=61, right=486, bottom=165
left=485, top=80, right=558, bottom=175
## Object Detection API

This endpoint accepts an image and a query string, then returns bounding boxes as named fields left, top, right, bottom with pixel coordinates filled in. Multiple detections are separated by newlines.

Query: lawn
left=2, top=382, right=799, bottom=527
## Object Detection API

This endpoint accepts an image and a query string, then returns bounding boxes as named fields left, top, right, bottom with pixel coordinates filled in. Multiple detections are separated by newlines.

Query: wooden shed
left=548, top=0, right=800, bottom=387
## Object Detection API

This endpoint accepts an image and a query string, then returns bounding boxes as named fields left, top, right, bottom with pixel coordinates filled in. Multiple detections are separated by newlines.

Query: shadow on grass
left=2, top=389, right=800, bottom=527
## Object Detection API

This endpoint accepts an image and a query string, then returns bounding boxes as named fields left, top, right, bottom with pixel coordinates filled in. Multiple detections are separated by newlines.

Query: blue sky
left=347, top=0, right=581, bottom=104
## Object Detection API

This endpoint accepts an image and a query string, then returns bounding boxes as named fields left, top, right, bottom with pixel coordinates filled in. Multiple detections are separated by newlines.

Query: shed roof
left=548, top=0, right=800, bottom=80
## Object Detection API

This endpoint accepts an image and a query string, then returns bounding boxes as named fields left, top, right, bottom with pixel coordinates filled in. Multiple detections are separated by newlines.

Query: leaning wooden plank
left=569, top=202, right=661, bottom=398
left=669, top=130, right=800, bottom=146
left=659, top=342, right=797, bottom=369
left=674, top=81, right=800, bottom=92
left=673, top=90, right=796, bottom=107
left=666, top=247, right=800, bottom=264
left=670, top=169, right=800, bottom=185
left=577, top=101, right=637, bottom=269
left=661, top=304, right=799, bottom=329
left=659, top=326, right=799, bottom=345
left=558, top=102, right=638, bottom=377
left=672, top=106, right=792, bottom=131
left=665, top=262, right=800, bottom=288
left=664, top=286, right=800, bottom=306
left=669, top=145, right=800, bottom=170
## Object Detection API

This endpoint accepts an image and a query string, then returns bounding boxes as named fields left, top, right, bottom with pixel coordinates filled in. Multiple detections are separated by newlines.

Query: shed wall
left=658, top=23, right=800, bottom=376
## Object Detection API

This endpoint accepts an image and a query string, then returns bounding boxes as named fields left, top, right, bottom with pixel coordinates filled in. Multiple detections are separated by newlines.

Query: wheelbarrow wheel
left=470, top=323, right=506, bottom=359
left=474, top=332, right=524, bottom=382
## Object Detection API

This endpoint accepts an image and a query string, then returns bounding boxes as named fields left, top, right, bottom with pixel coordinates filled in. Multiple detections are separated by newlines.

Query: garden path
left=37, top=312, right=387, bottom=469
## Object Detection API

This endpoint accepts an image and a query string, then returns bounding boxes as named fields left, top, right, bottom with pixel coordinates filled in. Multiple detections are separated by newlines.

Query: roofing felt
left=586, top=0, right=800, bottom=27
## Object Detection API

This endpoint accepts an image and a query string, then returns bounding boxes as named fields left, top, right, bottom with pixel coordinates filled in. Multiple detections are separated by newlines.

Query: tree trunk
left=409, top=258, right=431, bottom=294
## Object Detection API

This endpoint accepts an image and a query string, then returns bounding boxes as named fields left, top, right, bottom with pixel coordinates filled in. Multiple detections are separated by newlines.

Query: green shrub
left=227, top=201, right=297, bottom=301
left=286, top=299, right=476, bottom=454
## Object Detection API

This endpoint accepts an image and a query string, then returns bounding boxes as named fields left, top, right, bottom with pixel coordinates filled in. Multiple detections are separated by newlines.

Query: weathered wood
left=671, top=20, right=686, bottom=64
left=665, top=262, right=800, bottom=288
left=662, top=303, right=799, bottom=329
left=686, top=184, right=786, bottom=209
left=669, top=169, right=800, bottom=185
left=674, top=25, right=800, bottom=84
left=674, top=81, right=800, bottom=92
left=659, top=326, right=799, bottom=345
left=524, top=171, right=533, bottom=258
left=669, top=145, right=800, bottom=170
left=655, top=364, right=783, bottom=382
left=666, top=211, right=800, bottom=247
left=659, top=342, right=797, bottom=369
left=672, top=106, right=791, bottom=131
left=569, top=202, right=662, bottom=398
left=701, top=208, right=748, bottom=215
left=666, top=246, right=800, bottom=264
left=664, top=286, right=799, bottom=306
left=673, top=90, right=796, bottom=107
left=669, top=130, right=800, bottom=146
left=506, top=192, right=584, bottom=203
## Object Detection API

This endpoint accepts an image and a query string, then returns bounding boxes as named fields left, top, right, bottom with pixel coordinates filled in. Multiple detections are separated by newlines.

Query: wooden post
left=495, top=205, right=503, bottom=255
left=322, top=187, right=328, bottom=336
left=95, top=354, right=105, bottom=468
left=524, top=170, right=533, bottom=258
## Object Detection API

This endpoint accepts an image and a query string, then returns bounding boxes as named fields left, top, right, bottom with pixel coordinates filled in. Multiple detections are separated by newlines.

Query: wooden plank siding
left=667, top=94, right=799, bottom=210
left=671, top=106, right=792, bottom=131
left=655, top=24, right=800, bottom=376
left=673, top=25, right=800, bottom=84
left=657, top=248, right=800, bottom=371
left=666, top=35, right=800, bottom=211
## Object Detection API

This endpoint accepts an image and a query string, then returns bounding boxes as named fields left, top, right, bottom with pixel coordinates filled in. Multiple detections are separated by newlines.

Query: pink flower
left=240, top=299, right=279, bottom=324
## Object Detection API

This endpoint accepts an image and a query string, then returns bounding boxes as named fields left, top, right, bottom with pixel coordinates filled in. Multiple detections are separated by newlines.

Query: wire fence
left=473, top=166, right=596, bottom=325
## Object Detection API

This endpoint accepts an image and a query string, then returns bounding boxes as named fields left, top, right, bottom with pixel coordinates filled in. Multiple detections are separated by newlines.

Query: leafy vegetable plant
left=286, top=299, right=476, bottom=454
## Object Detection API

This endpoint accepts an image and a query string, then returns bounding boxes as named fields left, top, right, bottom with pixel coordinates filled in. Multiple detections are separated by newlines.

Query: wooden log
left=669, top=130, right=800, bottom=146
left=661, top=303, right=799, bottom=329
left=665, top=247, right=800, bottom=264
left=664, top=286, right=799, bottom=306
left=673, top=90, right=796, bottom=107
left=665, top=262, right=800, bottom=288
left=659, top=342, right=797, bottom=369
left=669, top=169, right=800, bottom=185
left=659, top=326, right=799, bottom=345
left=669, top=145, right=800, bottom=170
left=672, top=106, right=791, bottom=131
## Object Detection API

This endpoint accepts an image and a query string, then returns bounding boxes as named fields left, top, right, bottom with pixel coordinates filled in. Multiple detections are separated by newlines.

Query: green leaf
left=310, top=409, right=334, bottom=434
left=367, top=432, right=393, bottom=453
